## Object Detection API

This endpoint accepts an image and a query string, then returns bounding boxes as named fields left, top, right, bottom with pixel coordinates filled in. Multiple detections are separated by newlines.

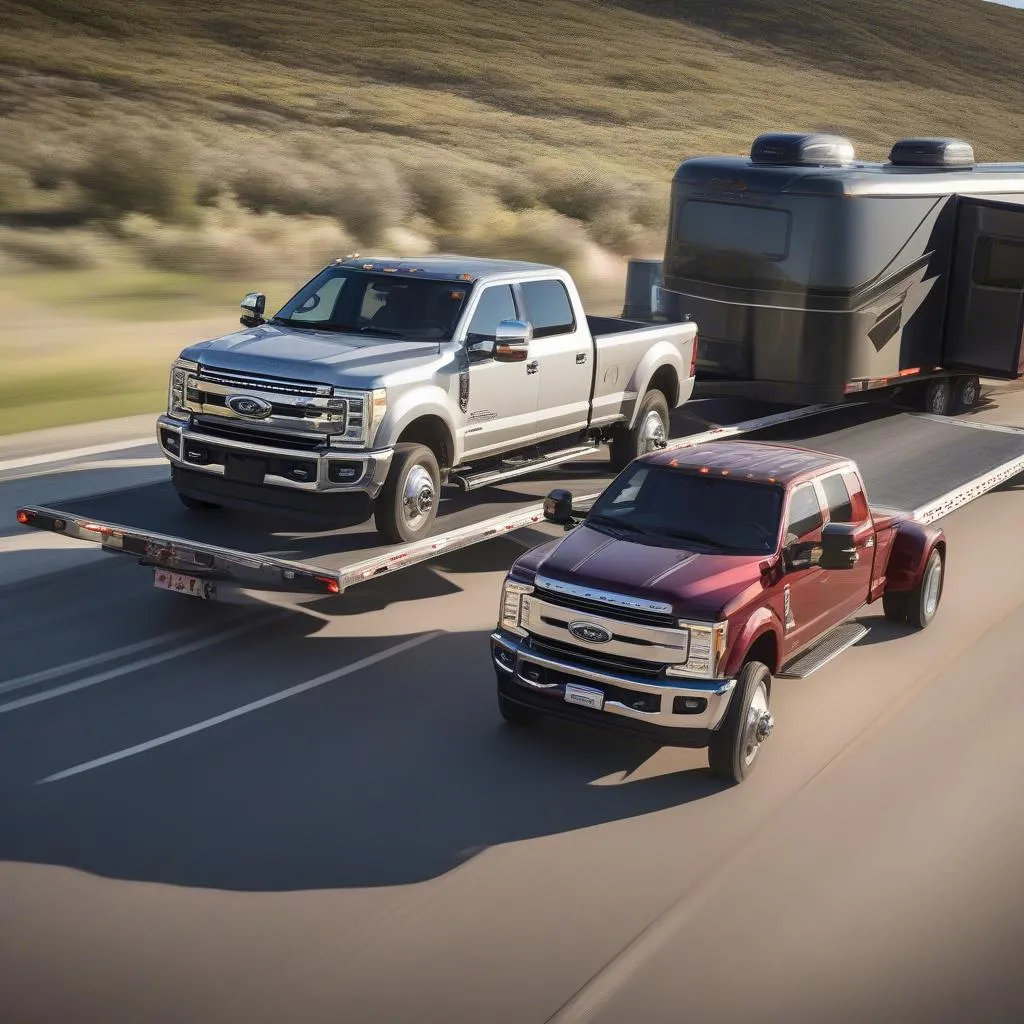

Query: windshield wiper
left=358, top=326, right=406, bottom=338
left=587, top=514, right=645, bottom=535
left=655, top=528, right=741, bottom=549
left=269, top=317, right=346, bottom=331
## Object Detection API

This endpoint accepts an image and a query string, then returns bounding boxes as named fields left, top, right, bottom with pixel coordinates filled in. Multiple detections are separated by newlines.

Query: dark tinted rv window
left=676, top=201, right=791, bottom=260
left=973, top=238, right=1024, bottom=290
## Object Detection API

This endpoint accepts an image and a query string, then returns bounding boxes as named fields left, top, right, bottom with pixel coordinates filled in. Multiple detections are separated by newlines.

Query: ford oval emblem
left=568, top=621, right=613, bottom=645
left=226, top=394, right=273, bottom=419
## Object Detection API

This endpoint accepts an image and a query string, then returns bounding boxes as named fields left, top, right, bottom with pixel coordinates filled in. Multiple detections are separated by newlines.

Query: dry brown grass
left=0, top=0, right=1022, bottom=432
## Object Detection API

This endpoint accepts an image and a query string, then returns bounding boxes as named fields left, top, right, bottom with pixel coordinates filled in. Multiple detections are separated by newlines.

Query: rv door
left=943, top=196, right=1024, bottom=379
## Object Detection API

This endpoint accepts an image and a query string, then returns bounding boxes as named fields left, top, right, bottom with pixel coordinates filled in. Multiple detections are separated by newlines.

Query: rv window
left=676, top=200, right=791, bottom=260
left=973, top=237, right=1024, bottom=290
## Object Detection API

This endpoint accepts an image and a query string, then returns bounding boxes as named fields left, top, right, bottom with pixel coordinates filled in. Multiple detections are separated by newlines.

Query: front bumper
left=157, top=415, right=394, bottom=498
left=491, top=631, right=737, bottom=748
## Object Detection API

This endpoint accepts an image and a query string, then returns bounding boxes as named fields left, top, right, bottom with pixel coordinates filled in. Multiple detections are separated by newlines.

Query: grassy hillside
left=1, top=0, right=1022, bottom=432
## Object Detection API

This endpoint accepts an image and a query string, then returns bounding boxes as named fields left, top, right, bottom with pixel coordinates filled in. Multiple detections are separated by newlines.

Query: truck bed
left=15, top=400, right=1024, bottom=602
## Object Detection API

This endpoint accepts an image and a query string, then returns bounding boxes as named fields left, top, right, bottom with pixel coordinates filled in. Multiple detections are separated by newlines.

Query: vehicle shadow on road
left=0, top=624, right=732, bottom=892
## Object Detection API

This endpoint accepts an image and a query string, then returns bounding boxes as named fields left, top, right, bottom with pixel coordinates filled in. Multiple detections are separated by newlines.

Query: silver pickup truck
left=158, top=256, right=698, bottom=543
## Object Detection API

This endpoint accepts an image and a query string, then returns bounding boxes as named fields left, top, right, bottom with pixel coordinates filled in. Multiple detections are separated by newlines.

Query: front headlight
left=167, top=359, right=197, bottom=418
left=666, top=620, right=728, bottom=678
left=499, top=578, right=534, bottom=636
left=329, top=387, right=388, bottom=448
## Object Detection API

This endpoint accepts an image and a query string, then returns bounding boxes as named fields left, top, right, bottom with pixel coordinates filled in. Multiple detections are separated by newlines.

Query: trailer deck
left=14, top=400, right=1024, bottom=602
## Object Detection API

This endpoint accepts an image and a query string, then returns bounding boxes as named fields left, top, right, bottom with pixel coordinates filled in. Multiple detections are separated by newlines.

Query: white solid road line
left=38, top=630, right=444, bottom=784
left=0, top=622, right=224, bottom=697
left=0, top=613, right=281, bottom=715
left=0, top=436, right=155, bottom=474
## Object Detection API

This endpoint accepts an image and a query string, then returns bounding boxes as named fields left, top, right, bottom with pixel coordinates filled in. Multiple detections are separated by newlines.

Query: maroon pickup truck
left=490, top=439, right=946, bottom=783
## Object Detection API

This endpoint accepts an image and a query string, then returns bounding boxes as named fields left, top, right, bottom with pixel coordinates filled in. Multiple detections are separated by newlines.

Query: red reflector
left=318, top=577, right=340, bottom=594
left=699, top=466, right=710, bottom=474
left=16, top=509, right=32, bottom=524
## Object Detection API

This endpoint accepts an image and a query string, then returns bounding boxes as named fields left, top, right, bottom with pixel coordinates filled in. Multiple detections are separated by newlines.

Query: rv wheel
left=921, top=377, right=952, bottom=416
left=951, top=374, right=981, bottom=414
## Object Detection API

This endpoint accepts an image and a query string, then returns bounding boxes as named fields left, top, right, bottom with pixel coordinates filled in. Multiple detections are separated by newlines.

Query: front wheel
left=609, top=389, right=670, bottom=473
left=373, top=442, right=441, bottom=544
left=707, top=661, right=774, bottom=784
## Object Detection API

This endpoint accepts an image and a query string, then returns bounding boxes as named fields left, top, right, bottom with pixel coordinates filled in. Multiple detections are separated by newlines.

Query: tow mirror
left=493, top=319, right=532, bottom=362
left=240, top=291, right=266, bottom=328
left=818, top=522, right=859, bottom=570
left=543, top=488, right=577, bottom=528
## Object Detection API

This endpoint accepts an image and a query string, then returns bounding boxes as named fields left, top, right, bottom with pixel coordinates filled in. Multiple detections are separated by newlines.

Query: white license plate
left=564, top=683, right=605, bottom=711
left=154, top=569, right=208, bottom=599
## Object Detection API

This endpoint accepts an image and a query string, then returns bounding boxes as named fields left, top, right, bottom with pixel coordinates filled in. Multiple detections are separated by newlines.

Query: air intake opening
left=888, top=138, right=975, bottom=168
left=750, top=132, right=856, bottom=167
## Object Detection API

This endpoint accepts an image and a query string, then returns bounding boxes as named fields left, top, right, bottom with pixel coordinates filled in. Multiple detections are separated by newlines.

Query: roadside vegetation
left=1, top=0, right=1022, bottom=433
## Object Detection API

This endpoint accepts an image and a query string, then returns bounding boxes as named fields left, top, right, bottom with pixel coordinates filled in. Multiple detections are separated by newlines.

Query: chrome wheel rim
left=923, top=554, right=942, bottom=619
left=402, top=465, right=435, bottom=530
left=742, top=680, right=773, bottom=767
left=638, top=410, right=667, bottom=455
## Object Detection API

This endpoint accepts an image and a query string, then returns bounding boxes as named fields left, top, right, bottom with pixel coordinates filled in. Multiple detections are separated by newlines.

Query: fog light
left=160, top=429, right=180, bottom=455
left=185, top=444, right=210, bottom=465
left=672, top=695, right=708, bottom=715
left=328, top=460, right=363, bottom=484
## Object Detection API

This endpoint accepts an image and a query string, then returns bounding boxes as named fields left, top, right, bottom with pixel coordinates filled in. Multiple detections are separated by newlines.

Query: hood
left=513, top=524, right=767, bottom=620
left=179, top=323, right=446, bottom=388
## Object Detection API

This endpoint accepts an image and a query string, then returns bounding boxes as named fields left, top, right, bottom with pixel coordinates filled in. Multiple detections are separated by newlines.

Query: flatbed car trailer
left=14, top=397, right=1024, bottom=606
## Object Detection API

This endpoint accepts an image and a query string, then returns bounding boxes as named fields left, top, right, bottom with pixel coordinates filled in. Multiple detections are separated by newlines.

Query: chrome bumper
left=157, top=415, right=394, bottom=497
left=491, top=631, right=736, bottom=733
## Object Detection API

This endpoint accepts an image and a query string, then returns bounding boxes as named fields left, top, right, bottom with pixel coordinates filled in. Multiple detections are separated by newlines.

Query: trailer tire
left=951, top=374, right=981, bottom=414
left=609, top=389, right=669, bottom=473
left=373, top=442, right=441, bottom=544
left=707, top=661, right=773, bottom=784
left=920, top=377, right=953, bottom=416
left=497, top=690, right=540, bottom=727
left=175, top=490, right=221, bottom=512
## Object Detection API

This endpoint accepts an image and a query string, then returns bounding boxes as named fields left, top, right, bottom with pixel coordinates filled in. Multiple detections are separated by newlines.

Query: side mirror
left=240, top=291, right=266, bottom=328
left=493, top=319, right=532, bottom=362
left=818, top=522, right=859, bottom=570
left=543, top=488, right=577, bottom=528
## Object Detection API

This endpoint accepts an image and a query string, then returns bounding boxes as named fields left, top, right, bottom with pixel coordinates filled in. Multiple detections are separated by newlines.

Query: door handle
left=526, top=360, right=539, bottom=374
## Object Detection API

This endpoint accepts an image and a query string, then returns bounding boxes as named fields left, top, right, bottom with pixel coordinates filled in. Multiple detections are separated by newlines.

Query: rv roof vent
left=750, top=132, right=856, bottom=167
left=888, top=138, right=975, bottom=168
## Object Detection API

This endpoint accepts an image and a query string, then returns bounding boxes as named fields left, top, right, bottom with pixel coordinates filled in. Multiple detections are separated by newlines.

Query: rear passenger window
left=821, top=473, right=855, bottom=522
left=521, top=279, right=576, bottom=338
left=786, top=484, right=823, bottom=541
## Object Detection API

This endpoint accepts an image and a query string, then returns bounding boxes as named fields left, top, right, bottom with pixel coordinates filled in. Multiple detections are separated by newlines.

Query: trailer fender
left=883, top=520, right=946, bottom=594
left=722, top=606, right=783, bottom=680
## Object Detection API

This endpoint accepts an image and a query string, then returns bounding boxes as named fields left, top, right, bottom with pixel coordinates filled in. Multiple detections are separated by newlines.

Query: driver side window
left=466, top=285, right=518, bottom=343
left=786, top=483, right=824, bottom=543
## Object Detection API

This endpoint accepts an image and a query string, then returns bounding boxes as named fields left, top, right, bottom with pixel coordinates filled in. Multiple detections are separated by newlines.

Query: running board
left=777, top=621, right=868, bottom=679
left=451, top=443, right=600, bottom=492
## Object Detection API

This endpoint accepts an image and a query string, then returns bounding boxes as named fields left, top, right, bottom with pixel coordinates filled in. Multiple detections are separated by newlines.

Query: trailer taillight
left=318, top=577, right=341, bottom=595
left=16, top=509, right=32, bottom=525
left=689, top=333, right=699, bottom=378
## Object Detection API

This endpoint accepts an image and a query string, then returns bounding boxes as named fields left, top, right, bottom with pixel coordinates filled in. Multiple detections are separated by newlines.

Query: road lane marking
left=37, top=630, right=444, bottom=783
left=0, top=622, right=224, bottom=697
left=0, top=436, right=155, bottom=474
left=0, top=613, right=281, bottom=714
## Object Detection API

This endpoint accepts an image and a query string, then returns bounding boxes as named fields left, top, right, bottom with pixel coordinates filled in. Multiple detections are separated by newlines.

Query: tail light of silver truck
left=499, top=578, right=534, bottom=636
left=666, top=619, right=728, bottom=678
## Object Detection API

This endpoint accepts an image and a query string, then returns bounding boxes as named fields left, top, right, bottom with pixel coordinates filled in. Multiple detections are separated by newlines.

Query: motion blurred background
left=2, top=0, right=1021, bottom=436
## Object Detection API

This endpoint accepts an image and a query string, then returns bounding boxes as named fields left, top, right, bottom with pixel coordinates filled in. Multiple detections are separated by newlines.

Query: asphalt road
left=1, top=392, right=1023, bottom=1024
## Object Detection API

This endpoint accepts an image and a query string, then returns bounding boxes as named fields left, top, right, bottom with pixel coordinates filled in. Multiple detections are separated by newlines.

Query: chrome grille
left=532, top=584, right=678, bottom=629
left=195, top=368, right=331, bottom=398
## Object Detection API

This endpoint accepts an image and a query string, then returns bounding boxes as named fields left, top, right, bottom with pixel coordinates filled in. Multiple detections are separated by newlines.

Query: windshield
left=586, top=463, right=784, bottom=554
left=272, top=267, right=473, bottom=341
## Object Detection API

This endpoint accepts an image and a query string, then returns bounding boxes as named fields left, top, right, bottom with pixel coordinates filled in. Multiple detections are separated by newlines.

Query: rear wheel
left=609, top=389, right=669, bottom=473
left=882, top=546, right=944, bottom=629
left=373, top=442, right=441, bottom=544
left=707, top=661, right=773, bottom=784
left=920, top=377, right=953, bottom=416
left=951, top=374, right=981, bottom=414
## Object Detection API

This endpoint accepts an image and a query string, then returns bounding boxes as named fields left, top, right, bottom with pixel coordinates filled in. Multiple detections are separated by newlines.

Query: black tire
left=175, top=489, right=221, bottom=511
left=609, top=389, right=670, bottom=473
left=920, top=377, right=953, bottom=416
left=497, top=690, right=540, bottom=727
left=950, top=374, right=981, bottom=415
left=905, top=547, right=944, bottom=629
left=373, top=442, right=441, bottom=544
left=707, top=660, right=773, bottom=784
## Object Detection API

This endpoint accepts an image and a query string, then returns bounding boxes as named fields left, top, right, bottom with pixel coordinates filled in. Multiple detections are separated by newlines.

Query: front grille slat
left=193, top=420, right=327, bottom=452
left=532, top=586, right=677, bottom=629
left=529, top=638, right=664, bottom=678
left=196, top=368, right=328, bottom=398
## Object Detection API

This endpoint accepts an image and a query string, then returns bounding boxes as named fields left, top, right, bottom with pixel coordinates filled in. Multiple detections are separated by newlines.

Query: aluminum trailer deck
left=14, top=400, right=1024, bottom=603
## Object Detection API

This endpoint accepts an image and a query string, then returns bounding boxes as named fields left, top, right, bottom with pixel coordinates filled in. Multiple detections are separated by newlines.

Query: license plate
left=154, top=569, right=208, bottom=599
left=224, top=454, right=266, bottom=484
left=564, top=683, right=604, bottom=711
